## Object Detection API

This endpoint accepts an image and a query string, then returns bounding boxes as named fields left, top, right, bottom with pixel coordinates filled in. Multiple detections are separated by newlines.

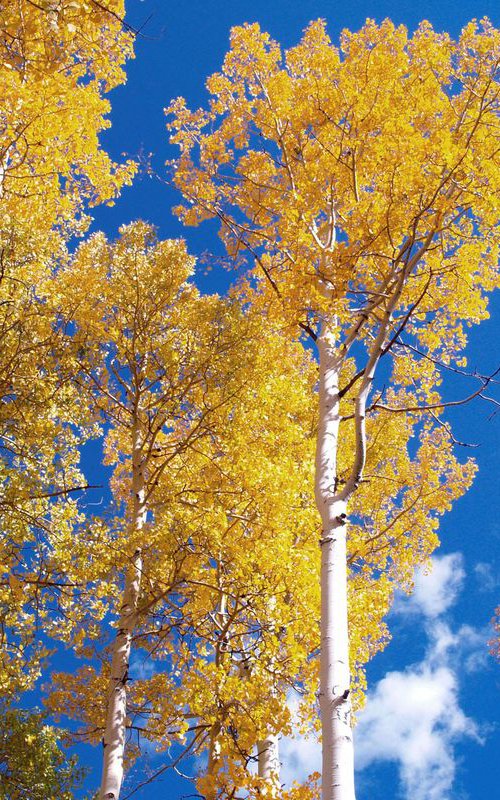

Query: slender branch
left=380, top=272, right=433, bottom=357
left=428, top=409, right=479, bottom=448
left=28, top=484, right=102, bottom=501
left=299, top=321, right=318, bottom=341
left=121, top=728, right=208, bottom=800
left=373, top=370, right=500, bottom=414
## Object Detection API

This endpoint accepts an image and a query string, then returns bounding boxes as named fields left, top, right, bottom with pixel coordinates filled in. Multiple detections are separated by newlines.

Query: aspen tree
left=121, top=312, right=470, bottom=800
left=0, top=0, right=135, bottom=232
left=0, top=0, right=135, bottom=454
left=167, top=18, right=500, bottom=800
left=0, top=0, right=135, bottom=699
left=0, top=0, right=135, bottom=466
left=50, top=222, right=308, bottom=799
left=51, top=222, right=223, bottom=799
left=48, top=287, right=322, bottom=799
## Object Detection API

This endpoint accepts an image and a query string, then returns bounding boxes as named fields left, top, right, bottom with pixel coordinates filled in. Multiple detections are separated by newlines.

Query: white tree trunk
left=0, top=146, right=11, bottom=199
left=99, top=419, right=147, bottom=800
left=257, top=594, right=280, bottom=793
left=257, top=734, right=280, bottom=790
left=206, top=722, right=222, bottom=800
left=315, top=327, right=355, bottom=800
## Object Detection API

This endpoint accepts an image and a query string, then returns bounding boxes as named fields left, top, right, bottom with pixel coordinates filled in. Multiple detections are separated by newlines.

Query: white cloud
left=279, top=635, right=480, bottom=798
left=279, top=553, right=488, bottom=800
left=400, top=553, right=465, bottom=619
left=268, top=553, right=487, bottom=800
left=280, top=718, right=321, bottom=787
left=427, top=620, right=489, bottom=675
left=474, top=561, right=500, bottom=593
left=355, top=620, right=480, bottom=800
left=355, top=554, right=487, bottom=800
left=279, top=626, right=478, bottom=798
left=130, top=653, right=158, bottom=680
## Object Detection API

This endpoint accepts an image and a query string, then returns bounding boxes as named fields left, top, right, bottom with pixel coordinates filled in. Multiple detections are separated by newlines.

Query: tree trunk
left=99, top=418, right=146, bottom=800
left=257, top=594, right=280, bottom=793
left=206, top=722, right=222, bottom=800
left=315, top=327, right=355, bottom=800
left=257, top=733, right=280, bottom=790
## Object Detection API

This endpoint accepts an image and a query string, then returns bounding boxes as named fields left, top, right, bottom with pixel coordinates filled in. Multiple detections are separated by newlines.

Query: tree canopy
left=1, top=6, right=500, bottom=800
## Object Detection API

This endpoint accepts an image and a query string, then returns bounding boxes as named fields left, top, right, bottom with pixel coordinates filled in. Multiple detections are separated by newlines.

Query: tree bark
left=257, top=733, right=280, bottom=790
left=315, top=326, right=355, bottom=800
left=257, top=595, right=280, bottom=793
left=206, top=721, right=222, bottom=800
left=99, top=417, right=147, bottom=800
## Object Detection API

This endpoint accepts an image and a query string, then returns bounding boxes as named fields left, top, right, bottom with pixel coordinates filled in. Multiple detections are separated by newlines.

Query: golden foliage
left=0, top=0, right=135, bottom=698
left=168, top=17, right=500, bottom=342
left=167, top=18, right=500, bottom=795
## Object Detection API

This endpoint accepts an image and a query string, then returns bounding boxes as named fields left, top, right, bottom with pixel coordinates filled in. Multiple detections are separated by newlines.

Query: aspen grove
left=1, top=4, right=500, bottom=800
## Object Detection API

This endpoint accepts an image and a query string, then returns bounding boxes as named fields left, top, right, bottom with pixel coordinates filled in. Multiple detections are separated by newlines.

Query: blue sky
left=69, top=1, right=500, bottom=798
